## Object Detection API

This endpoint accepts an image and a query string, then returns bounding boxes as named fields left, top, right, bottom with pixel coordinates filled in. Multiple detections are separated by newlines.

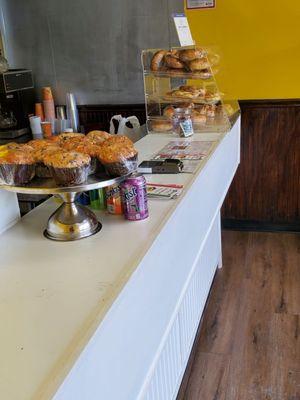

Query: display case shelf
left=143, top=70, right=214, bottom=80
left=145, top=94, right=221, bottom=105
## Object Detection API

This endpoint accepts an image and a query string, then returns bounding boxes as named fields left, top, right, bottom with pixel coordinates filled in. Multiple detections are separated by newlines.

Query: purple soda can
left=120, top=174, right=149, bottom=221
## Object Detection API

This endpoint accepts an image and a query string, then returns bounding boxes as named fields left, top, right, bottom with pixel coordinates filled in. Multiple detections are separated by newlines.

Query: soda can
left=120, top=174, right=149, bottom=221
left=77, top=191, right=90, bottom=205
left=89, top=188, right=107, bottom=210
left=105, top=184, right=123, bottom=215
left=97, top=188, right=107, bottom=210
left=89, top=189, right=100, bottom=209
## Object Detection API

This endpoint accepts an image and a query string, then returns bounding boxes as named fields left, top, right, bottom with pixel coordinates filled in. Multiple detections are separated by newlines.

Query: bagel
left=188, top=58, right=210, bottom=71
left=179, top=85, right=205, bottom=97
left=194, top=105, right=207, bottom=116
left=199, top=70, right=212, bottom=79
left=170, top=49, right=180, bottom=57
left=204, top=105, right=217, bottom=118
left=205, top=91, right=221, bottom=103
left=178, top=102, right=195, bottom=109
left=169, top=90, right=195, bottom=99
left=165, top=54, right=185, bottom=69
left=179, top=85, right=199, bottom=93
left=150, top=50, right=167, bottom=71
left=163, top=105, right=175, bottom=119
left=179, top=48, right=205, bottom=62
left=151, top=119, right=173, bottom=132
left=192, top=111, right=206, bottom=124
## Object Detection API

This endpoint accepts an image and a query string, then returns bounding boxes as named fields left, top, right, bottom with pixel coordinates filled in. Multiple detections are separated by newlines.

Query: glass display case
left=141, top=46, right=239, bottom=135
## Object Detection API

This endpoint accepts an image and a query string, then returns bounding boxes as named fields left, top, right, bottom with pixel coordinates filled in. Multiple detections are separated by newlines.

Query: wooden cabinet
left=222, top=100, right=300, bottom=231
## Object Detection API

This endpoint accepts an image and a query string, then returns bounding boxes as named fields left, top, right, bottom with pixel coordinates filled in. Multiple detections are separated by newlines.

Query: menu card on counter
left=151, top=140, right=215, bottom=174
left=152, top=140, right=215, bottom=161
left=147, top=183, right=184, bottom=200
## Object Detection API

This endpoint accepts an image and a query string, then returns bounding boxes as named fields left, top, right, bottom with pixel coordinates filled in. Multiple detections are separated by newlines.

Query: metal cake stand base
left=0, top=172, right=131, bottom=241
left=43, top=192, right=102, bottom=241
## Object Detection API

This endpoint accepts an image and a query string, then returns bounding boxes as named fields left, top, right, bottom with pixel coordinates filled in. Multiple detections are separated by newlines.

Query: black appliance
left=0, top=69, right=35, bottom=140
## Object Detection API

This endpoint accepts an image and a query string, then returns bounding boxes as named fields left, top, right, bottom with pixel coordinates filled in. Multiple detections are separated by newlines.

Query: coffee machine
left=0, top=69, right=35, bottom=139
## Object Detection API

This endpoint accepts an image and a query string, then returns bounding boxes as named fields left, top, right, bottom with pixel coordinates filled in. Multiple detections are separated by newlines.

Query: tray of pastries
left=161, top=85, right=222, bottom=104
left=0, top=131, right=138, bottom=188
left=148, top=103, right=230, bottom=134
left=143, top=47, right=214, bottom=79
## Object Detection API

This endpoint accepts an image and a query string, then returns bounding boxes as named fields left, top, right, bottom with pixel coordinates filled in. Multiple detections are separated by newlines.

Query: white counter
left=0, top=120, right=240, bottom=400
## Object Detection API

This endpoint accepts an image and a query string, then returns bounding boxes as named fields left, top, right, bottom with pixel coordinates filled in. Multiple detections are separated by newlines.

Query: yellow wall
left=186, top=1, right=300, bottom=100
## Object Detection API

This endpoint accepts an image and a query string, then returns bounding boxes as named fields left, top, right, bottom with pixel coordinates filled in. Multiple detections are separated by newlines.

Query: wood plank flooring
left=180, top=231, right=300, bottom=400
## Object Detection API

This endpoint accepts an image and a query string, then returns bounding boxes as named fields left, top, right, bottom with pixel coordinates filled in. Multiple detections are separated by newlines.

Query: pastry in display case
left=141, top=46, right=239, bottom=135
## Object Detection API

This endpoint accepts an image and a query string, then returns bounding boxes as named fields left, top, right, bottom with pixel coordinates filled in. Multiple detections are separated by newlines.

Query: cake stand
left=0, top=172, right=131, bottom=241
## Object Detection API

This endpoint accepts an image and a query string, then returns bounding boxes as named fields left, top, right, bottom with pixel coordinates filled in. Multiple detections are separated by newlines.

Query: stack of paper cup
left=42, top=87, right=55, bottom=133
left=35, top=103, right=44, bottom=122
left=55, top=119, right=70, bottom=133
left=41, top=121, right=52, bottom=138
left=66, top=93, right=79, bottom=132
left=56, top=106, right=66, bottom=120
left=29, top=116, right=43, bottom=139
left=54, top=105, right=70, bottom=134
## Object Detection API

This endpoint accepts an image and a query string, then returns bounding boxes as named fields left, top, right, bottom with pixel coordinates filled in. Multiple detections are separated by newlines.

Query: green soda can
left=97, top=188, right=106, bottom=210
left=89, top=189, right=106, bottom=210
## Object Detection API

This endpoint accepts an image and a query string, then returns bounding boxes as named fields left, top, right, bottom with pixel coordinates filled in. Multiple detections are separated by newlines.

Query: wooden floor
left=180, top=230, right=300, bottom=400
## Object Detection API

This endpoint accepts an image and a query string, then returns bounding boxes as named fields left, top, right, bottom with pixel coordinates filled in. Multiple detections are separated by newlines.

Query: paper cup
left=41, top=121, right=53, bottom=138
left=42, top=87, right=53, bottom=100
left=35, top=103, right=44, bottom=121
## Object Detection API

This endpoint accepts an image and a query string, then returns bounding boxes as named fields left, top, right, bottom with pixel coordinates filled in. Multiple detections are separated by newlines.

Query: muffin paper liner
left=0, top=163, right=35, bottom=185
left=89, top=157, right=105, bottom=176
left=102, top=155, right=138, bottom=177
left=35, top=163, right=52, bottom=179
left=48, top=163, right=90, bottom=186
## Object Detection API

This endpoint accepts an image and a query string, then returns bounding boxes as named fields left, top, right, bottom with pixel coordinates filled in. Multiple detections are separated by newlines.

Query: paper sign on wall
left=172, top=13, right=194, bottom=46
left=186, top=0, right=216, bottom=9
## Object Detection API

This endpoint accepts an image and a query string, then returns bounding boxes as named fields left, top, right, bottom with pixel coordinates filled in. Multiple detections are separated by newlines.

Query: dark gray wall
left=1, top=0, right=183, bottom=105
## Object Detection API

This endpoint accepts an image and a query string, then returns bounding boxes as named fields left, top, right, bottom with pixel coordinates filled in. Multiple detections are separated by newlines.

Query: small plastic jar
left=172, top=108, right=194, bottom=137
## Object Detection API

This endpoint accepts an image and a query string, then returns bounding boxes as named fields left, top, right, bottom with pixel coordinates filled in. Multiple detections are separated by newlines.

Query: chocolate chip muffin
left=86, top=130, right=111, bottom=145
left=97, top=135, right=138, bottom=176
left=0, top=147, right=35, bottom=185
left=57, top=132, right=85, bottom=144
left=61, top=137, right=103, bottom=175
left=33, top=144, right=61, bottom=178
left=44, top=150, right=91, bottom=186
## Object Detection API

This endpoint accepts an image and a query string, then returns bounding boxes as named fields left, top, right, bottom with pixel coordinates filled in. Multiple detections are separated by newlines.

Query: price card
left=172, top=13, right=194, bottom=46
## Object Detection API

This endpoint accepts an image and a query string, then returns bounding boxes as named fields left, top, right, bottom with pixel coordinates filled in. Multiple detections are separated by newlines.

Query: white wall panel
left=0, top=190, right=19, bottom=234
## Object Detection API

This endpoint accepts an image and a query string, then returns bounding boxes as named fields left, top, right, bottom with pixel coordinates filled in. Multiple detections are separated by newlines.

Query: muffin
left=44, top=150, right=91, bottom=186
left=33, top=144, right=61, bottom=178
left=27, top=139, right=60, bottom=178
left=86, top=130, right=111, bottom=145
left=61, top=137, right=102, bottom=175
left=28, top=138, right=52, bottom=149
left=97, top=135, right=138, bottom=176
left=2, top=142, right=30, bottom=151
left=46, top=135, right=61, bottom=144
left=0, top=148, right=35, bottom=185
left=57, top=132, right=85, bottom=144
